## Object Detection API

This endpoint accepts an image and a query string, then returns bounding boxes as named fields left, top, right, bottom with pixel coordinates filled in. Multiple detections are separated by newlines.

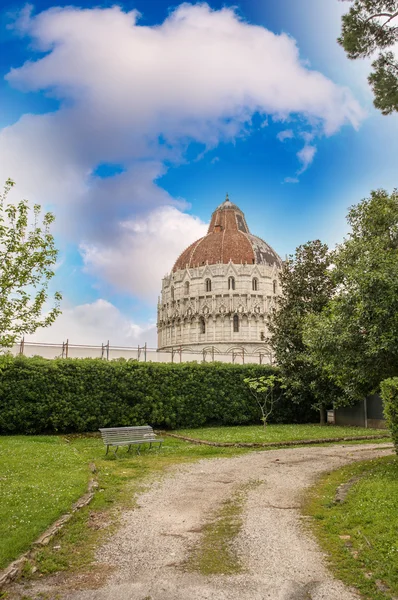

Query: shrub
left=380, top=378, right=398, bottom=454
left=0, top=356, right=317, bottom=434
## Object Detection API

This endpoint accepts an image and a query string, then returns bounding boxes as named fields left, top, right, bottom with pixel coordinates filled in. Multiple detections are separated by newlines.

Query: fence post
left=19, top=337, right=25, bottom=356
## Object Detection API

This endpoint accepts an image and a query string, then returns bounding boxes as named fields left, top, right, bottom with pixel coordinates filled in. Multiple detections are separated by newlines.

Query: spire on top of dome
left=216, top=192, right=240, bottom=211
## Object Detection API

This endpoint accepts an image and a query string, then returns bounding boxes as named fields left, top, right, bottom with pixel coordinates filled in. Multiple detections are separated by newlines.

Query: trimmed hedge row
left=0, top=356, right=317, bottom=434
left=380, top=378, right=398, bottom=454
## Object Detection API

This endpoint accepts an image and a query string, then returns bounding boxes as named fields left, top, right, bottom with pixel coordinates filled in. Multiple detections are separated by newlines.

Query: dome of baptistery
left=157, top=195, right=283, bottom=363
left=173, top=196, right=282, bottom=271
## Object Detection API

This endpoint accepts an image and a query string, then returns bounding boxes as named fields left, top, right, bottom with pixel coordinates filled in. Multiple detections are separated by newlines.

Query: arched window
left=205, top=278, right=212, bottom=292
left=199, top=316, right=206, bottom=334
left=228, top=276, right=235, bottom=290
left=273, top=280, right=277, bottom=294
left=171, top=286, right=175, bottom=300
left=233, top=314, right=239, bottom=332
left=252, top=277, right=258, bottom=291
left=185, top=281, right=190, bottom=295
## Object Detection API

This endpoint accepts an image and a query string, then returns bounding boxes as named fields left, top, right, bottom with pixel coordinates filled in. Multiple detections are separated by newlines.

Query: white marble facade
left=157, top=261, right=280, bottom=358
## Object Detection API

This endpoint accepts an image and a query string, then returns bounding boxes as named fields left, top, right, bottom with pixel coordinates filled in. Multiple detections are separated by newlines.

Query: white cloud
left=297, top=144, right=317, bottom=173
left=277, top=129, right=294, bottom=142
left=31, top=299, right=156, bottom=346
left=81, top=206, right=208, bottom=299
left=0, top=2, right=366, bottom=303
left=7, top=4, right=364, bottom=136
left=284, top=176, right=299, bottom=184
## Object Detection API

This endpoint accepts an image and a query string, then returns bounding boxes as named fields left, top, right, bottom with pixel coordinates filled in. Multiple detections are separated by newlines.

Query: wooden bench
left=99, top=426, right=163, bottom=456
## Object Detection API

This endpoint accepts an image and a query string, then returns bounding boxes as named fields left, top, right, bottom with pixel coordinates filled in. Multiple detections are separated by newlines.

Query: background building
left=157, top=196, right=283, bottom=361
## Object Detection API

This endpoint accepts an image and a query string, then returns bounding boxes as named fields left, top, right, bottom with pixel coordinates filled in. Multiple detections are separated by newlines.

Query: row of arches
left=170, top=278, right=277, bottom=298
left=199, top=314, right=240, bottom=334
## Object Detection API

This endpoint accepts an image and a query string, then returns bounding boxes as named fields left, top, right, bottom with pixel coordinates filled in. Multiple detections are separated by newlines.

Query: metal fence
left=11, top=338, right=272, bottom=365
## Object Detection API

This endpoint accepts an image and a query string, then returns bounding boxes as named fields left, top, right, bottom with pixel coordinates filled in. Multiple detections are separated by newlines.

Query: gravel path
left=11, top=443, right=394, bottom=600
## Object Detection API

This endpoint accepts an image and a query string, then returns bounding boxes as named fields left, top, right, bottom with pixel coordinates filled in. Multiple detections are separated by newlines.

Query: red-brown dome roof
left=173, top=196, right=282, bottom=272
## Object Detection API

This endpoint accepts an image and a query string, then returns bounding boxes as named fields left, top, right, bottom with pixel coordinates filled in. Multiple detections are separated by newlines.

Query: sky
left=1, top=0, right=397, bottom=348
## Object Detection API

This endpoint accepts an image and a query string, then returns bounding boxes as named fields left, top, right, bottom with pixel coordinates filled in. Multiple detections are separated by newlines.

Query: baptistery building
left=157, top=196, right=282, bottom=360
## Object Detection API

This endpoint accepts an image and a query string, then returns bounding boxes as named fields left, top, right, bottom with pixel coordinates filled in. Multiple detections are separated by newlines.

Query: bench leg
left=158, top=442, right=163, bottom=453
left=128, top=444, right=132, bottom=453
left=136, top=445, right=141, bottom=455
left=106, top=445, right=109, bottom=455
left=149, top=442, right=152, bottom=450
left=112, top=446, right=119, bottom=458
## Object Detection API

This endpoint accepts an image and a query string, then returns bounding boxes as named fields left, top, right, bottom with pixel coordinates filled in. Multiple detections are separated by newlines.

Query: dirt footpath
left=11, top=443, right=394, bottom=600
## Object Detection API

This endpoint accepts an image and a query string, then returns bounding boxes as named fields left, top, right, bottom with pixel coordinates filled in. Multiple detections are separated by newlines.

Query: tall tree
left=338, top=0, right=398, bottom=114
left=304, top=189, right=398, bottom=399
left=0, top=179, right=61, bottom=348
left=268, top=240, right=344, bottom=423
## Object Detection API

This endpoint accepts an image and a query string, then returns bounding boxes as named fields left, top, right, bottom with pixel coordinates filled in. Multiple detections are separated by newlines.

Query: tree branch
left=364, top=11, right=398, bottom=25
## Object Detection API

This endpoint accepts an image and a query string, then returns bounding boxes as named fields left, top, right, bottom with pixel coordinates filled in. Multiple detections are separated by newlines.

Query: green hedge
left=0, top=356, right=317, bottom=434
left=380, top=378, right=398, bottom=454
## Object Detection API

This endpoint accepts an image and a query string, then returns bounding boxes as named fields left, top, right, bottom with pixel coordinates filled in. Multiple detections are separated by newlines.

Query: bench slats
left=99, top=426, right=163, bottom=455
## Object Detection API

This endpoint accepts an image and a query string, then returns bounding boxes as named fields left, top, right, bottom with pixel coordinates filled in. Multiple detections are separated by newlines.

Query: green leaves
left=268, top=240, right=341, bottom=417
left=338, top=0, right=398, bottom=114
left=0, top=179, right=61, bottom=347
left=380, top=378, right=398, bottom=453
left=303, top=189, right=398, bottom=401
left=369, top=51, right=398, bottom=114
left=0, top=357, right=316, bottom=435
left=244, top=375, right=284, bottom=427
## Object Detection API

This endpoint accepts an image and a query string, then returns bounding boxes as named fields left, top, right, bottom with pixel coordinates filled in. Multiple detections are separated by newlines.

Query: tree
left=268, top=240, right=345, bottom=423
left=338, top=0, right=398, bottom=114
left=244, top=374, right=283, bottom=429
left=303, top=189, right=398, bottom=400
left=0, top=179, right=61, bottom=348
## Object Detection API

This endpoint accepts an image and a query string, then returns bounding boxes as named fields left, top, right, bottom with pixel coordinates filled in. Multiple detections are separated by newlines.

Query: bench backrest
left=99, top=426, right=156, bottom=445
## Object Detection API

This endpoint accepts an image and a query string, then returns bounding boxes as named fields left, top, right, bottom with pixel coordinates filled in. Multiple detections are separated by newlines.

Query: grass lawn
left=0, top=427, right=392, bottom=579
left=0, top=434, right=248, bottom=573
left=304, top=455, right=398, bottom=600
left=0, top=436, right=89, bottom=570
left=173, top=424, right=390, bottom=444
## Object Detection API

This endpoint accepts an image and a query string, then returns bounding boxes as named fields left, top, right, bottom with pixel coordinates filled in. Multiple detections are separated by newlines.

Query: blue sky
left=1, top=0, right=397, bottom=346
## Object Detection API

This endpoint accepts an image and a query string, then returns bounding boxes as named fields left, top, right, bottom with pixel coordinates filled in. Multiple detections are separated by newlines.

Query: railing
left=11, top=338, right=273, bottom=365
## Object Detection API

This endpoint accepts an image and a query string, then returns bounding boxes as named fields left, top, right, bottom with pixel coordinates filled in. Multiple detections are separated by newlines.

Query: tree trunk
left=319, top=406, right=326, bottom=425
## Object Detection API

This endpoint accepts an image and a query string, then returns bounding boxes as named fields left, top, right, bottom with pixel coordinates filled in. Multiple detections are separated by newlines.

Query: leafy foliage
left=0, top=357, right=317, bottom=434
left=338, top=0, right=398, bottom=114
left=304, top=189, right=398, bottom=400
left=0, top=179, right=61, bottom=347
left=268, top=240, right=345, bottom=421
left=244, top=375, right=283, bottom=428
left=380, top=377, right=398, bottom=453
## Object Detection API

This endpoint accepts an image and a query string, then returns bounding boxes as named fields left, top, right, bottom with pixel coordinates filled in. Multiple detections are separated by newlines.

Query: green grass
left=303, top=455, right=398, bottom=600
left=185, top=482, right=259, bottom=575
left=0, top=434, right=249, bottom=575
left=173, top=424, right=390, bottom=444
left=0, top=436, right=89, bottom=570
left=0, top=428, right=392, bottom=581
